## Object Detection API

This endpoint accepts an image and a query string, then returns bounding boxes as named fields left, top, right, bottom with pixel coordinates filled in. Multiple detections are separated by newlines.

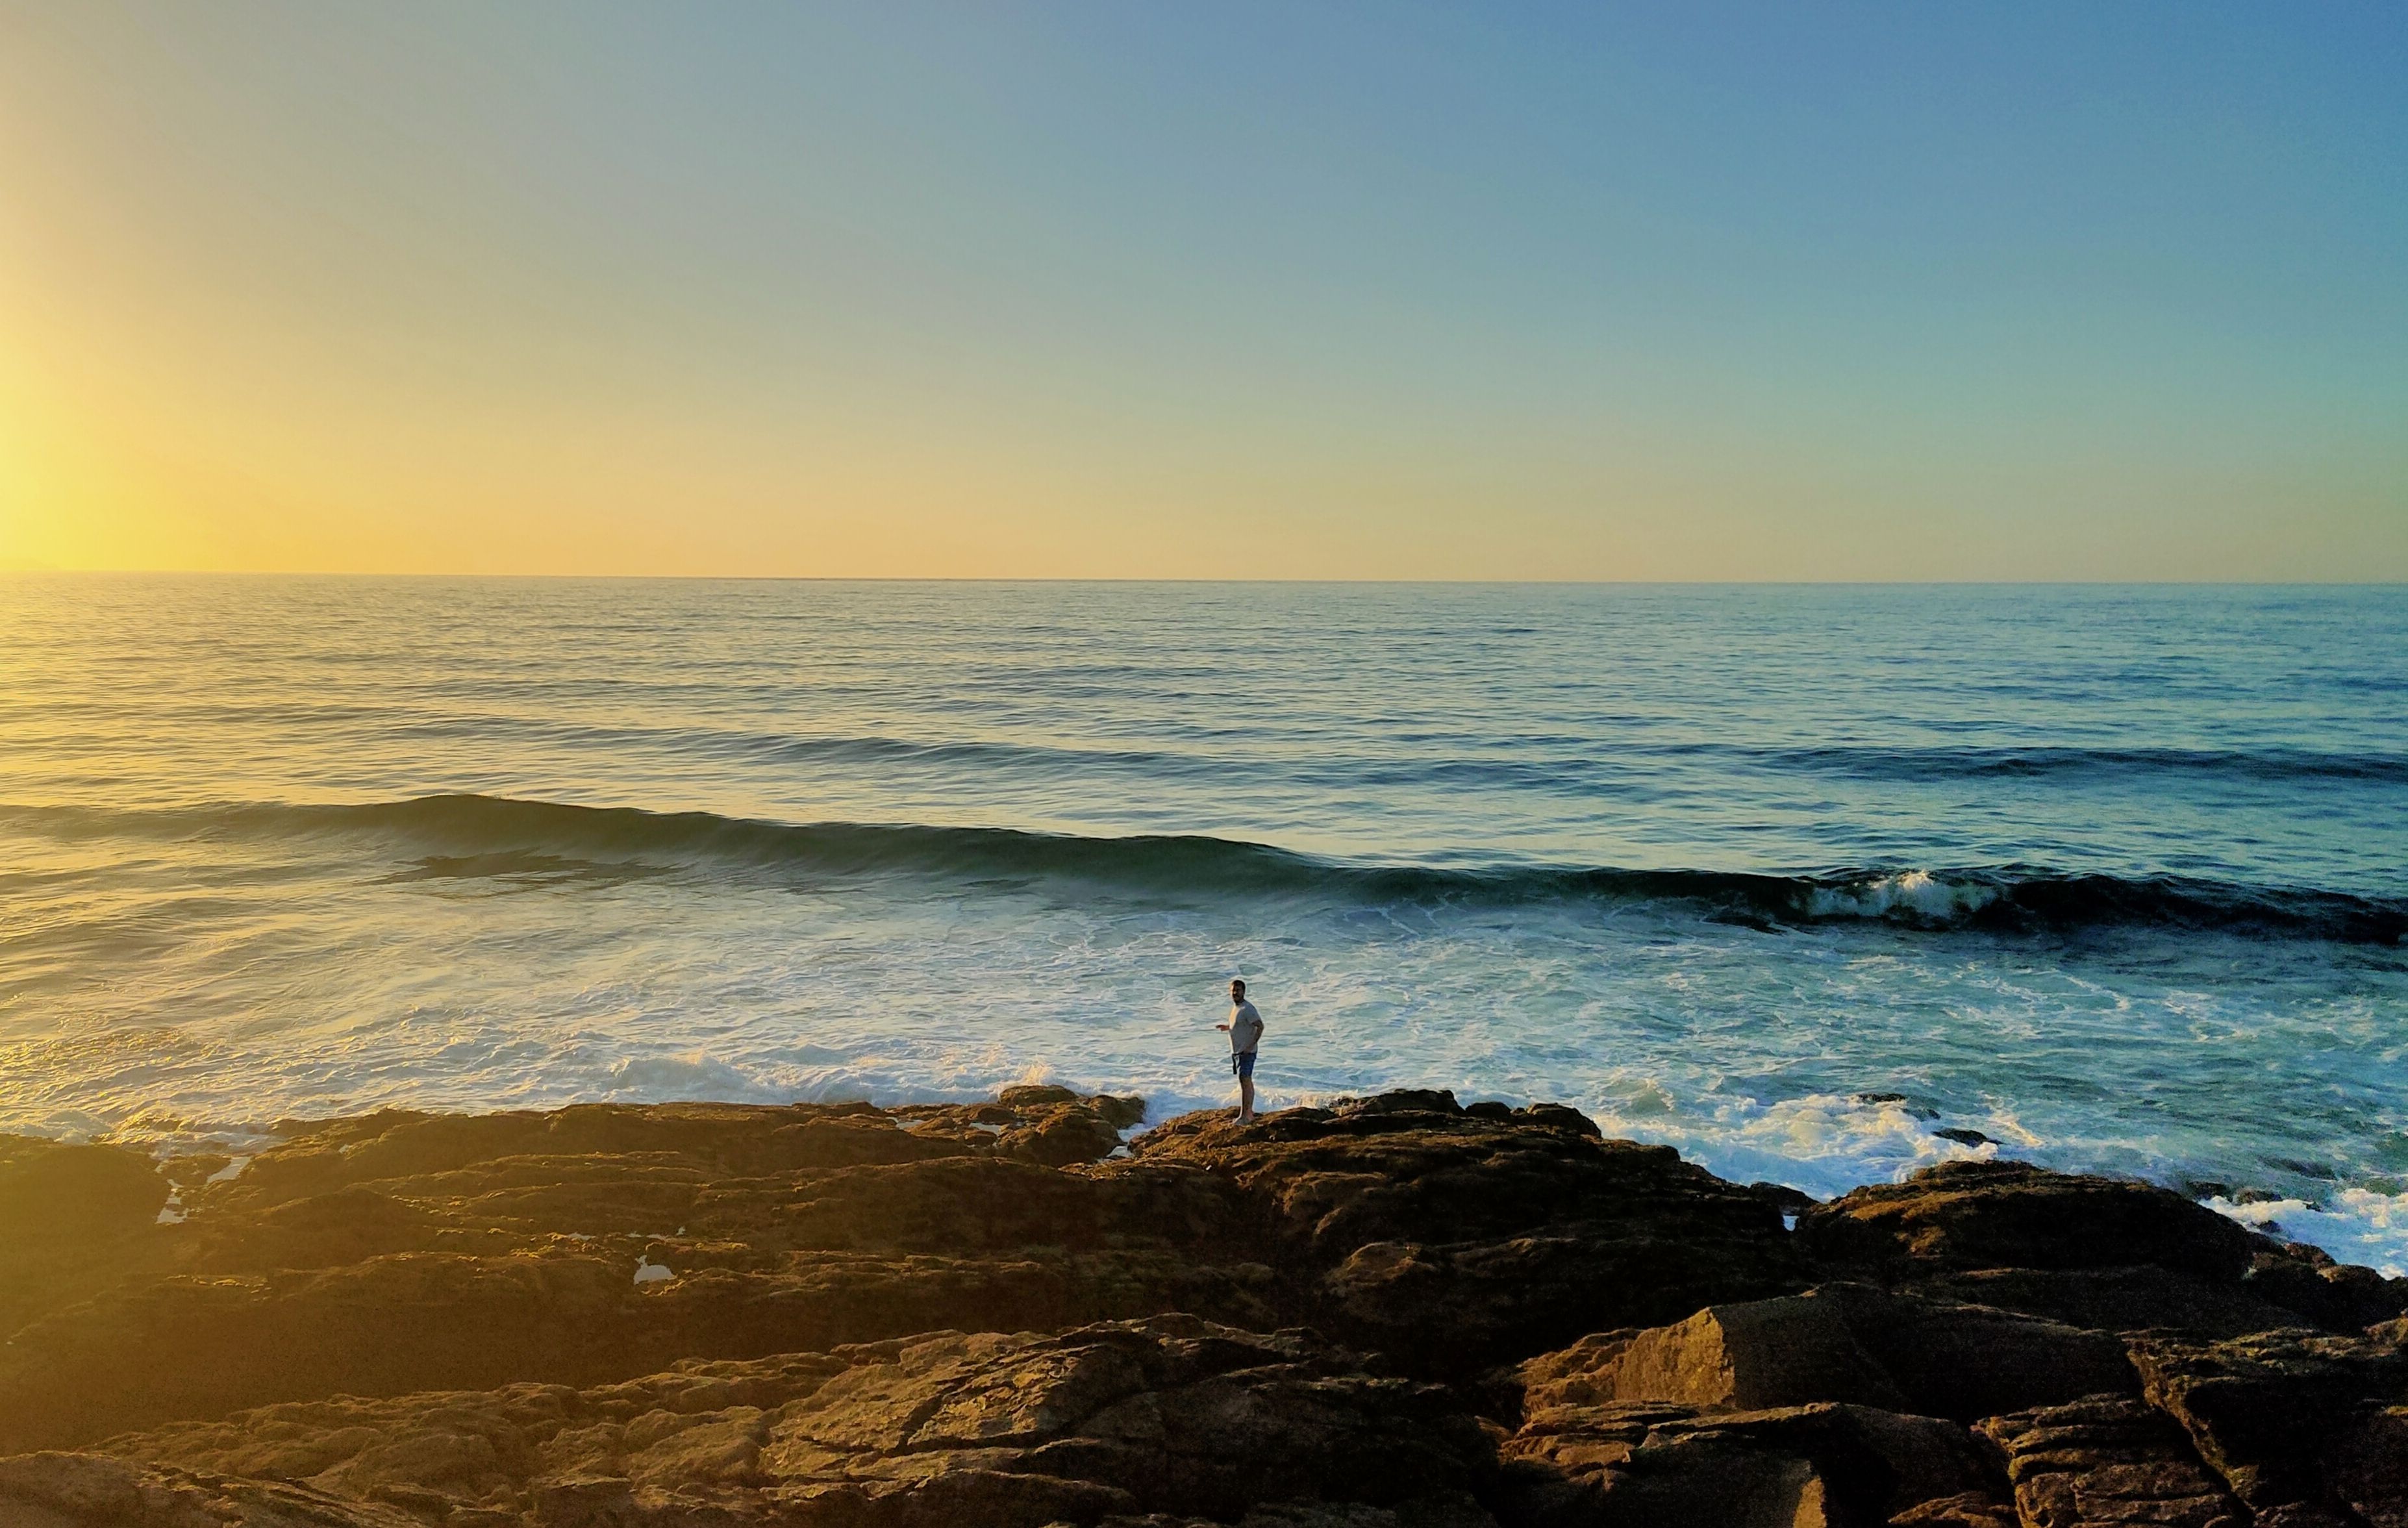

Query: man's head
left=1229, top=979, right=1246, bottom=1000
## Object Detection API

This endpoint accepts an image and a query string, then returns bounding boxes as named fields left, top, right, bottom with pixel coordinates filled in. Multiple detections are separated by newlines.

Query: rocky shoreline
left=0, top=1087, right=2401, bottom=1527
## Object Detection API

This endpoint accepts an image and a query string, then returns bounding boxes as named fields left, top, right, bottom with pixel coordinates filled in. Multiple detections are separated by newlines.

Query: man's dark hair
left=1230, top=979, right=1246, bottom=996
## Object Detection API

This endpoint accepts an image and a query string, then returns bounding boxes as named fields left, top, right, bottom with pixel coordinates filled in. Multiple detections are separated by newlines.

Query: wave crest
left=1801, top=870, right=2001, bottom=922
left=6, top=793, right=2403, bottom=943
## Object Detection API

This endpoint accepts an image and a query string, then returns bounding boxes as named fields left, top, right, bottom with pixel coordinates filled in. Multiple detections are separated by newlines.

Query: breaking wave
left=8, top=794, right=2403, bottom=943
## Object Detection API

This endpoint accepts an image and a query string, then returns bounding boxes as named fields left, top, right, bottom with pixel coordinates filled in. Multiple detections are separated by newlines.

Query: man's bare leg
left=1238, top=1073, right=1255, bottom=1123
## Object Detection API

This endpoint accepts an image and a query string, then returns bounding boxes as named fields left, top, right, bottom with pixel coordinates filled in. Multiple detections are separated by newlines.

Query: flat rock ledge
left=0, top=1089, right=2400, bottom=1527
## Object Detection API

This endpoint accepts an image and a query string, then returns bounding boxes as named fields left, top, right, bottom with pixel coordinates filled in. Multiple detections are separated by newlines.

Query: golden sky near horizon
left=3, top=4, right=2403, bottom=580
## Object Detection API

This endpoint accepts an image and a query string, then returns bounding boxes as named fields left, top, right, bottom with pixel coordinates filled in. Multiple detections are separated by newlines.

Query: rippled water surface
left=3, top=577, right=2403, bottom=1268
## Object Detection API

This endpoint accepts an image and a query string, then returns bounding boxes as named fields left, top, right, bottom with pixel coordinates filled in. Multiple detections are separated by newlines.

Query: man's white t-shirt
left=1228, top=999, right=1263, bottom=1055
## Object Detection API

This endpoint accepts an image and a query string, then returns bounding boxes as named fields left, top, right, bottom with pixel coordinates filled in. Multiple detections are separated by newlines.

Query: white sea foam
left=606, top=1053, right=768, bottom=1100
left=1802, top=871, right=2000, bottom=923
left=2207, top=1190, right=2408, bottom=1279
left=1605, top=1090, right=2000, bottom=1201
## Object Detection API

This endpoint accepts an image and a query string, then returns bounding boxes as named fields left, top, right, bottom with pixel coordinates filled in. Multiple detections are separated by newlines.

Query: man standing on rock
left=1216, top=978, right=1264, bottom=1124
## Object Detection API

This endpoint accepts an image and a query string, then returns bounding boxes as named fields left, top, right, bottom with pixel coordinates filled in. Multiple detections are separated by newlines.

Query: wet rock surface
left=1, top=1091, right=2402, bottom=1526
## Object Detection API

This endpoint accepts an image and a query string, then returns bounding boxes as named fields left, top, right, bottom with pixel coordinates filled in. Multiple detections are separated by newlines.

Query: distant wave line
left=5, top=793, right=2403, bottom=944
left=12, top=705, right=2405, bottom=792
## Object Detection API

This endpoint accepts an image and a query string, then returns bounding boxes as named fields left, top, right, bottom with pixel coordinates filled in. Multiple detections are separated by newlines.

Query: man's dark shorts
left=1233, top=1049, right=1257, bottom=1079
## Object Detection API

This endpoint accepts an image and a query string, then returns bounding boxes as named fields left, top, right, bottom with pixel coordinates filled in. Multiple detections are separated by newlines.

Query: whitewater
left=3, top=577, right=2403, bottom=1271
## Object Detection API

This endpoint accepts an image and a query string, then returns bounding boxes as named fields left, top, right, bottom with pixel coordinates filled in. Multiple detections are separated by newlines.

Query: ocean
left=3, top=576, right=2403, bottom=1270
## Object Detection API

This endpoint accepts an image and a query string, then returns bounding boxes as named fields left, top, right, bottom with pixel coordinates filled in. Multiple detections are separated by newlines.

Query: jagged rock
left=1751, top=1182, right=1821, bottom=1216
left=1799, top=1160, right=2257, bottom=1283
left=1130, top=1092, right=1803, bottom=1370
left=0, top=1096, right=1290, bottom=1452
left=1792, top=1160, right=2408, bottom=1342
left=2244, top=1246, right=2408, bottom=1333
left=766, top=1316, right=1496, bottom=1522
left=1009, top=1109, right=1127, bottom=1168
left=1512, top=1329, right=1643, bottom=1403
left=2328, top=1405, right=2408, bottom=1528
left=1885, top=1492, right=2019, bottom=1527
left=2127, top=1327, right=2408, bottom=1520
left=1977, top=1394, right=2250, bottom=1528
left=898, top=1095, right=1144, bottom=1163
left=240, top=1103, right=959, bottom=1202
left=0, top=1450, right=420, bottom=1527
left=6, top=1088, right=2404, bottom=1514
left=97, top=1349, right=847, bottom=1515
left=996, top=1084, right=1084, bottom=1108
left=1231, top=1499, right=1494, bottom=1527
left=2, top=1232, right=1290, bottom=1452
left=1830, top=1287, right=2137, bottom=1423
left=1499, top=1396, right=1997, bottom=1527
left=1913, top=1266, right=2309, bottom=1341
left=1518, top=1292, right=1907, bottom=1414
left=1515, top=1284, right=2133, bottom=1424
left=92, top=1317, right=1497, bottom=1527
left=992, top=1085, right=1143, bottom=1129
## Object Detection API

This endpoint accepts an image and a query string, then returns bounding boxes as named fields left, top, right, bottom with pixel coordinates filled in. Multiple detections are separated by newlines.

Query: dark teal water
left=3, top=577, right=2403, bottom=1266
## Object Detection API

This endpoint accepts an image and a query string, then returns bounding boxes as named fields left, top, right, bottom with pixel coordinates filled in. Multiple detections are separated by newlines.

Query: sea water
left=3, top=577, right=2403, bottom=1270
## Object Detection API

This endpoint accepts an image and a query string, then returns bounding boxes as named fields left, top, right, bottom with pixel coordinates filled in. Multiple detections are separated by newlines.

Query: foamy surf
left=2, top=581, right=2402, bottom=1283
left=2206, top=1190, right=2408, bottom=1279
left=91, top=1052, right=2408, bottom=1278
left=1800, top=870, right=2000, bottom=923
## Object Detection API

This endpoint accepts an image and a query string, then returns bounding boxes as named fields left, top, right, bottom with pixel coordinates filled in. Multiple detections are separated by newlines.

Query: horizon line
left=5, top=569, right=2406, bottom=588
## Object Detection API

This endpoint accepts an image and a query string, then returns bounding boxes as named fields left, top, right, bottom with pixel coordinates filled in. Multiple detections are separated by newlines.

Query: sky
left=1, top=3, right=2403, bottom=580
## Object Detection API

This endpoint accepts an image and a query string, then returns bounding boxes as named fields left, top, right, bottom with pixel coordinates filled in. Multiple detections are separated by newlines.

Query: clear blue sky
left=3, top=2, right=2402, bottom=577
